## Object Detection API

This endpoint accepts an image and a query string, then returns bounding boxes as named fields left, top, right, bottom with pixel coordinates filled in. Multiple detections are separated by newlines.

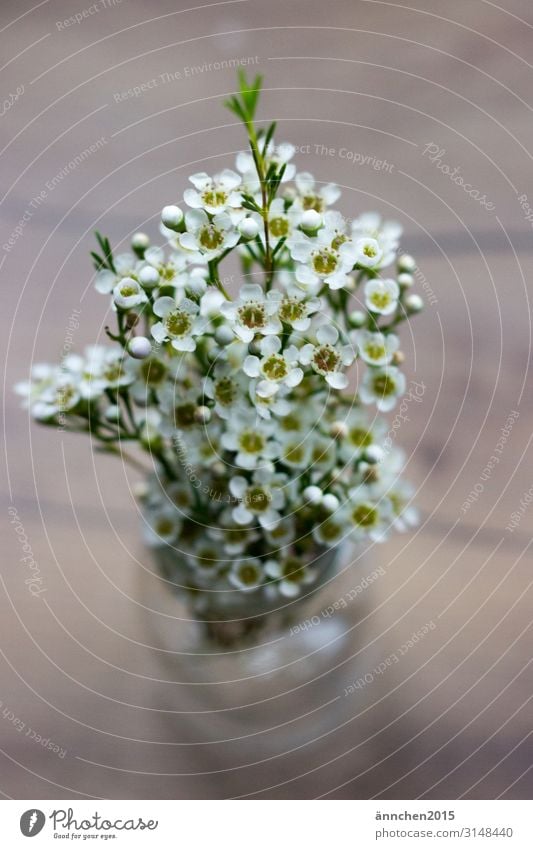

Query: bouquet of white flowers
left=16, top=73, right=423, bottom=617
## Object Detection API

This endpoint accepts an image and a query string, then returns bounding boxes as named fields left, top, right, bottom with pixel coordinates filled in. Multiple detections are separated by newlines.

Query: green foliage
left=224, top=69, right=263, bottom=126
left=91, top=231, right=116, bottom=273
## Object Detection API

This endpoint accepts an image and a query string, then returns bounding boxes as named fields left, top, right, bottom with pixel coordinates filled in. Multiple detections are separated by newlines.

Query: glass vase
left=137, top=540, right=385, bottom=799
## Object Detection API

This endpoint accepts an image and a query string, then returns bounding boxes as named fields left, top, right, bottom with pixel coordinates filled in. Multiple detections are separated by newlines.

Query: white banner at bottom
left=1, top=800, right=532, bottom=847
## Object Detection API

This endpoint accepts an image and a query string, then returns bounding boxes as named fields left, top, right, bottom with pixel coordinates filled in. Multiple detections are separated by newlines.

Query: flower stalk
left=15, top=72, right=425, bottom=612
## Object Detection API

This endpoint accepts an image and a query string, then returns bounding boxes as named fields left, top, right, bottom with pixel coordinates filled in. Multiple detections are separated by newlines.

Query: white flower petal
left=316, top=324, right=339, bottom=345
left=229, top=476, right=247, bottom=498
left=256, top=379, right=278, bottom=398
left=243, top=355, right=261, bottom=377
left=153, top=296, right=176, bottom=317
left=260, top=335, right=281, bottom=356
left=291, top=241, right=313, bottom=263
left=321, top=183, right=341, bottom=204
left=285, top=367, right=304, bottom=387
left=326, top=371, right=348, bottom=389
left=184, top=209, right=208, bottom=231
left=171, top=336, right=196, bottom=352
left=240, top=283, right=264, bottom=302
left=188, top=172, right=211, bottom=189
left=218, top=168, right=241, bottom=190
left=95, top=270, right=115, bottom=294
left=299, top=343, right=315, bottom=365
left=183, top=188, right=202, bottom=209
left=233, top=504, right=253, bottom=525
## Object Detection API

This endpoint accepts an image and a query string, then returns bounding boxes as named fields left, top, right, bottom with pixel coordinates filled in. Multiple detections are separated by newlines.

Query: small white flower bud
left=405, top=294, right=424, bottom=313
left=283, top=186, right=297, bottom=202
left=32, top=402, right=53, bottom=421
left=132, top=480, right=149, bottom=500
left=348, top=310, right=366, bottom=328
left=194, top=405, right=211, bottom=424
left=301, top=209, right=322, bottom=231
left=397, top=272, right=414, bottom=288
left=187, top=272, right=208, bottom=296
left=104, top=404, right=121, bottom=423
left=138, top=265, right=160, bottom=288
left=161, top=205, right=183, bottom=230
left=362, top=464, right=380, bottom=483
left=364, top=445, right=384, bottom=465
left=214, top=325, right=234, bottom=346
left=303, top=485, right=323, bottom=505
left=322, top=493, right=339, bottom=512
left=140, top=424, right=162, bottom=449
left=131, top=232, right=150, bottom=251
left=391, top=350, right=405, bottom=365
left=128, top=336, right=152, bottom=359
left=330, top=420, right=348, bottom=439
left=397, top=253, right=416, bottom=273
left=113, top=277, right=144, bottom=310
left=238, top=217, right=259, bottom=240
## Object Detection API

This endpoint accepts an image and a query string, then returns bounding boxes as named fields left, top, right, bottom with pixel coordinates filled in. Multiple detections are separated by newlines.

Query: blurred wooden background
left=1, top=0, right=532, bottom=798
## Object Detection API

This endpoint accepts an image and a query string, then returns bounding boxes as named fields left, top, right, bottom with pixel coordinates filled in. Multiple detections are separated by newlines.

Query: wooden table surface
left=1, top=0, right=532, bottom=798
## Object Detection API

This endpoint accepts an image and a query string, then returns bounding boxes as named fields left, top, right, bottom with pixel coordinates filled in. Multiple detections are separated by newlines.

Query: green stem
left=121, top=390, right=139, bottom=435
left=151, top=447, right=177, bottom=481
left=247, top=124, right=274, bottom=290
left=208, top=261, right=230, bottom=299
left=96, top=444, right=152, bottom=474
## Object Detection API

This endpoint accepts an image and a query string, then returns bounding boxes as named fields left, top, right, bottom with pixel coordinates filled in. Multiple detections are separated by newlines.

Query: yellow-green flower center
left=196, top=548, right=219, bottom=569
left=369, top=291, right=392, bottom=310
left=224, top=527, right=249, bottom=544
left=165, top=310, right=192, bottom=338
left=174, top=402, right=197, bottom=427
left=160, top=264, right=176, bottom=281
left=237, top=302, right=266, bottom=329
left=302, top=194, right=324, bottom=212
left=280, top=413, right=301, bottom=431
left=364, top=342, right=387, bottom=361
left=279, top=298, right=305, bottom=324
left=281, top=558, right=305, bottom=582
left=262, top=354, right=288, bottom=381
left=389, top=492, right=404, bottom=516
left=56, top=385, right=76, bottom=408
left=104, top=362, right=124, bottom=383
left=238, top=562, right=260, bottom=585
left=331, top=233, right=347, bottom=251
left=269, top=524, right=287, bottom=540
left=155, top=517, right=175, bottom=536
left=351, top=503, right=378, bottom=527
left=283, top=443, right=305, bottom=464
left=214, top=376, right=237, bottom=406
left=270, top=216, right=289, bottom=237
left=201, top=188, right=228, bottom=208
left=199, top=225, right=224, bottom=251
left=349, top=427, right=373, bottom=448
left=312, top=443, right=330, bottom=463
left=312, top=249, right=338, bottom=276
left=171, top=489, right=191, bottom=508
left=140, top=359, right=167, bottom=385
left=245, top=486, right=271, bottom=512
left=312, top=344, right=340, bottom=374
left=239, top=430, right=265, bottom=453
left=320, top=519, right=342, bottom=541
left=373, top=373, right=396, bottom=397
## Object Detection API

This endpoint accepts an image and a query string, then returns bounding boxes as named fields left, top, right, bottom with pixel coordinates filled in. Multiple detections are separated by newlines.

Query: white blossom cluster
left=16, top=80, right=423, bottom=613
